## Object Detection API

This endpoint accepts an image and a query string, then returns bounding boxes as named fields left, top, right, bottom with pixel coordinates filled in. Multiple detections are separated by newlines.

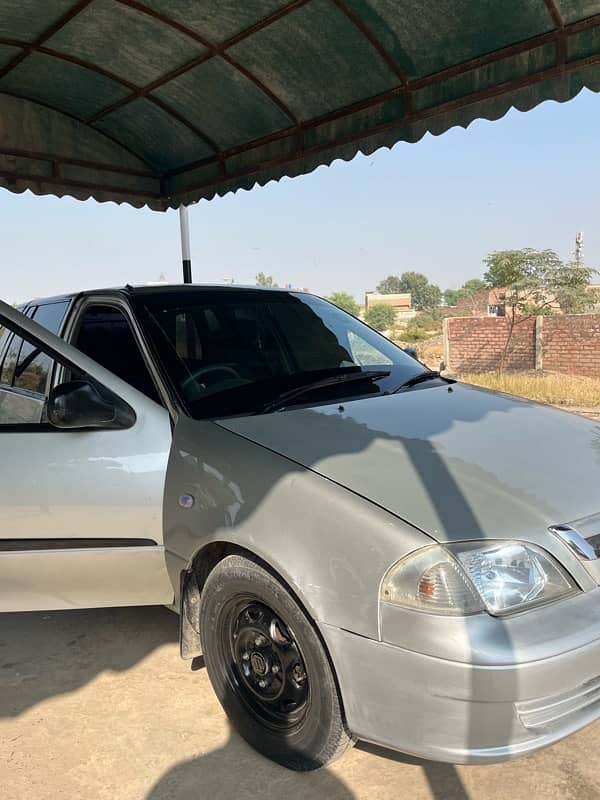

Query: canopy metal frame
left=1, top=0, right=599, bottom=213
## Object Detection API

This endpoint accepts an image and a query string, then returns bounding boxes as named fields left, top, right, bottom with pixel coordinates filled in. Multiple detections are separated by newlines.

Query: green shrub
left=413, top=313, right=435, bottom=329
left=402, top=324, right=431, bottom=342
left=364, top=304, right=396, bottom=332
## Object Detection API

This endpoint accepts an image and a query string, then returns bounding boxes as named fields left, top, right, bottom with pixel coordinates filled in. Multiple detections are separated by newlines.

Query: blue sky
left=2, top=88, right=599, bottom=305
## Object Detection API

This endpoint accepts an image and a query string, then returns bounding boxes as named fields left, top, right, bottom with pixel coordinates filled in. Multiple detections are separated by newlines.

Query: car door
left=0, top=299, right=174, bottom=612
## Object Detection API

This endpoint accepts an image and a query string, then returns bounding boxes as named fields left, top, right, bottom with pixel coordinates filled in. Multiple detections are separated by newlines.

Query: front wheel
left=199, top=555, right=355, bottom=770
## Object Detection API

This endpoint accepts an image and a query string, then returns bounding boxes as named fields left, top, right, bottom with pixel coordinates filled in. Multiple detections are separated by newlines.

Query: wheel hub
left=250, top=651, right=268, bottom=676
left=228, top=600, right=310, bottom=729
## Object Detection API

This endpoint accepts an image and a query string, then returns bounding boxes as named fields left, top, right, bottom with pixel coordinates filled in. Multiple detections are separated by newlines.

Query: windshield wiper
left=262, top=370, right=391, bottom=413
left=391, top=370, right=446, bottom=393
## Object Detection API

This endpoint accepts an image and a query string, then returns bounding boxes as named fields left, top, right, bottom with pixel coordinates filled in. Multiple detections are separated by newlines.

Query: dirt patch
left=2, top=607, right=600, bottom=799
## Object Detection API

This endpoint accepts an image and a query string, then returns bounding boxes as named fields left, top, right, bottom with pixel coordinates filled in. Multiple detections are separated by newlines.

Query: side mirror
left=47, top=380, right=136, bottom=430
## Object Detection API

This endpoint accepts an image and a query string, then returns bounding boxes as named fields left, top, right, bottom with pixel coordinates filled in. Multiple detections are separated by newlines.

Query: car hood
left=216, top=383, right=600, bottom=543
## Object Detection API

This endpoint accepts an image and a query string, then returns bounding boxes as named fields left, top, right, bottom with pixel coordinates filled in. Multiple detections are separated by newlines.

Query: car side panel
left=0, top=547, right=172, bottom=612
left=164, top=415, right=432, bottom=639
left=1, top=423, right=170, bottom=543
left=0, top=299, right=175, bottom=611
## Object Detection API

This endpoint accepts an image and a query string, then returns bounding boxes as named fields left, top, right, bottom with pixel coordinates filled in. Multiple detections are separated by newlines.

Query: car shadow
left=0, top=603, right=468, bottom=799
left=146, top=725, right=355, bottom=800
left=144, top=685, right=470, bottom=800
left=0, top=605, right=355, bottom=797
left=0, top=605, right=178, bottom=718
left=357, top=743, right=471, bottom=800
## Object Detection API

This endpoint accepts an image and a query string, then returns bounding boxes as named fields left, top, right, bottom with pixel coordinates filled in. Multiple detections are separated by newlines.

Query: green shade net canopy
left=1, top=0, right=599, bottom=210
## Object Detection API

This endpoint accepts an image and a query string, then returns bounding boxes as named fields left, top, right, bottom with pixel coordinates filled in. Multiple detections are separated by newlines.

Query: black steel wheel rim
left=222, top=598, right=310, bottom=731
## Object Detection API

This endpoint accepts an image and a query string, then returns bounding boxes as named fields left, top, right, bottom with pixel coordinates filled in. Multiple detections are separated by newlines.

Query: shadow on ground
left=0, top=605, right=177, bottom=717
left=1, top=606, right=473, bottom=800
left=358, top=743, right=470, bottom=800
left=147, top=728, right=355, bottom=800
left=0, top=606, right=355, bottom=798
left=147, top=738, right=472, bottom=800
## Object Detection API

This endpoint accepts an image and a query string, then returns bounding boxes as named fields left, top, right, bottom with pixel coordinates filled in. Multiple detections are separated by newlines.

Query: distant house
left=365, top=292, right=412, bottom=310
left=364, top=292, right=415, bottom=322
left=455, top=287, right=566, bottom=317
left=455, top=288, right=507, bottom=316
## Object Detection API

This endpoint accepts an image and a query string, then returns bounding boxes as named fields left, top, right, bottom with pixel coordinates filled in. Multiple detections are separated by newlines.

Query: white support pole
left=179, top=205, right=192, bottom=283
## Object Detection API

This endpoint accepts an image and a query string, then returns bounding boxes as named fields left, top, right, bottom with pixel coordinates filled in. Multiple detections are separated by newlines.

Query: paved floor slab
left=1, top=607, right=599, bottom=800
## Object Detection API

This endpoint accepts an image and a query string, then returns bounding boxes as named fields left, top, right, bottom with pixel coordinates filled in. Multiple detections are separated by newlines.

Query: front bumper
left=320, top=590, right=600, bottom=763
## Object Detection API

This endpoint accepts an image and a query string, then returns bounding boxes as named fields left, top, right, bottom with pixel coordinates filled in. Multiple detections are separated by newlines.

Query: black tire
left=199, top=554, right=355, bottom=771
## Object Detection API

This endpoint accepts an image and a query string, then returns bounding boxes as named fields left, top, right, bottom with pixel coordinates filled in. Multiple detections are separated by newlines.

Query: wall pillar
left=535, top=315, right=544, bottom=371
left=443, top=317, right=450, bottom=371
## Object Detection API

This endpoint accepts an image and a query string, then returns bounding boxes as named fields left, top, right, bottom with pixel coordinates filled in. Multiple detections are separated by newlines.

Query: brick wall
left=445, top=314, right=600, bottom=376
left=445, top=317, right=536, bottom=372
left=543, top=315, right=600, bottom=378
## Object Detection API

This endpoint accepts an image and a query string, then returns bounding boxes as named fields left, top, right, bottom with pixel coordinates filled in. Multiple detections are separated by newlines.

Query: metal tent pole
left=179, top=205, right=192, bottom=283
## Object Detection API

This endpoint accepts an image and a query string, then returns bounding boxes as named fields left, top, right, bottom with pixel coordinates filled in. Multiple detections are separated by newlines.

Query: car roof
left=23, top=283, right=305, bottom=307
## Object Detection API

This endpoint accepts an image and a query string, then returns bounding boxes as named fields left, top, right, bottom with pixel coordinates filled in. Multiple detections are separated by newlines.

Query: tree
left=443, top=288, right=461, bottom=306
left=483, top=248, right=595, bottom=369
left=376, top=275, right=403, bottom=294
left=483, top=249, right=593, bottom=312
left=485, top=248, right=556, bottom=290
left=444, top=278, right=486, bottom=307
left=377, top=271, right=442, bottom=311
left=255, top=272, right=278, bottom=287
left=326, top=291, right=360, bottom=316
left=555, top=264, right=598, bottom=313
left=365, top=304, right=396, bottom=332
left=461, top=278, right=487, bottom=297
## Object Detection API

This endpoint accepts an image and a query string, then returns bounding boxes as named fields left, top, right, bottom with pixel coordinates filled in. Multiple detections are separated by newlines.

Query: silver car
left=1, top=286, right=599, bottom=771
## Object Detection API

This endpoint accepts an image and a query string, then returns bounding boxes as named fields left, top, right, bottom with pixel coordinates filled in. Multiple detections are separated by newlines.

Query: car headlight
left=381, top=541, right=577, bottom=616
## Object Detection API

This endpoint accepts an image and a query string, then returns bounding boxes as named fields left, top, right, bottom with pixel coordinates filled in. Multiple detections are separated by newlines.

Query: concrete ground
left=2, top=607, right=600, bottom=800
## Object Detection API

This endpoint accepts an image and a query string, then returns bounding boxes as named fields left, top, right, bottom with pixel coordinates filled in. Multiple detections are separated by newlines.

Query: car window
left=0, top=302, right=70, bottom=396
left=71, top=304, right=161, bottom=405
left=0, top=326, right=13, bottom=382
left=134, top=289, right=425, bottom=419
left=0, top=336, right=48, bottom=425
left=32, top=302, right=70, bottom=336
left=0, top=302, right=74, bottom=425
left=347, top=331, right=393, bottom=366
left=0, top=324, right=10, bottom=357
left=13, top=342, right=52, bottom=394
left=0, top=333, right=23, bottom=387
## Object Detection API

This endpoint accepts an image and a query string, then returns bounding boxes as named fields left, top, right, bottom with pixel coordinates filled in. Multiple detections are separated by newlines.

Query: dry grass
left=461, top=371, right=600, bottom=408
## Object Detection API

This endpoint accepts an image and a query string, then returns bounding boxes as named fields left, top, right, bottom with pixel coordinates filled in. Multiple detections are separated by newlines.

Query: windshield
left=133, top=289, right=426, bottom=419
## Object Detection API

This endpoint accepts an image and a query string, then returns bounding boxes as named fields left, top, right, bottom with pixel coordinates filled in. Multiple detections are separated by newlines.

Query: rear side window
left=0, top=302, right=69, bottom=394
left=0, top=325, right=9, bottom=357
left=0, top=305, right=26, bottom=365
left=13, top=341, right=52, bottom=394
left=13, top=302, right=69, bottom=394
left=0, top=334, right=22, bottom=386
left=31, top=302, right=70, bottom=336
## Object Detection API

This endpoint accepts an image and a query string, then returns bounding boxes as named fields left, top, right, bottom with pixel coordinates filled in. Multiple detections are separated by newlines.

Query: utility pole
left=179, top=205, right=192, bottom=283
